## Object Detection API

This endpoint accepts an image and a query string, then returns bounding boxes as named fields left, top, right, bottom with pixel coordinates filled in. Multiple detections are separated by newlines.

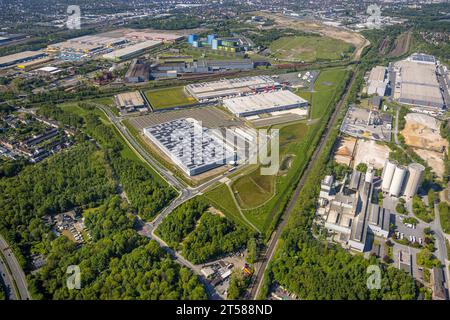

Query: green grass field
left=269, top=36, right=354, bottom=62
left=202, top=184, right=252, bottom=229
left=296, top=68, right=349, bottom=119
left=144, top=86, right=197, bottom=110
left=233, top=168, right=275, bottom=209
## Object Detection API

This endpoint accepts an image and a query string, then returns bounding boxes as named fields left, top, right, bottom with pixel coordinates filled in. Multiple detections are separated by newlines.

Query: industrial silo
left=365, top=166, right=375, bottom=184
left=381, top=160, right=397, bottom=192
left=403, top=163, right=425, bottom=198
left=389, top=165, right=407, bottom=197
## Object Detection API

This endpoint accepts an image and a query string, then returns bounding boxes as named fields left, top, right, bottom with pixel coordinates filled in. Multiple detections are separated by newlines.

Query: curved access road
left=249, top=66, right=359, bottom=299
left=0, top=235, right=31, bottom=300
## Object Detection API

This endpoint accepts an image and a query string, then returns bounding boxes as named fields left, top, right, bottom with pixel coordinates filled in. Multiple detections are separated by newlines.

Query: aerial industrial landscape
left=0, top=0, right=449, bottom=310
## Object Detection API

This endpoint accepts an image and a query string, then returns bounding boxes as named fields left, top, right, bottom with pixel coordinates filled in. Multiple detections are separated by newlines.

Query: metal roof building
left=222, top=90, right=308, bottom=117
left=0, top=50, right=47, bottom=68
left=393, top=55, right=445, bottom=109
left=143, top=118, right=235, bottom=176
left=103, top=40, right=161, bottom=61
left=367, top=66, right=388, bottom=96
left=185, top=75, right=278, bottom=101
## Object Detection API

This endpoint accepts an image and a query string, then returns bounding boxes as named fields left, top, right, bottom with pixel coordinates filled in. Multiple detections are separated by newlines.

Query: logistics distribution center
left=143, top=118, right=235, bottom=176
left=0, top=50, right=47, bottom=68
left=185, top=75, right=279, bottom=101
left=222, top=90, right=308, bottom=117
left=393, top=53, right=445, bottom=110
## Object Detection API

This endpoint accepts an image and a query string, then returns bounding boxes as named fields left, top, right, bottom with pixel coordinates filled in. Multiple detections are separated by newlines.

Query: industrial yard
left=341, top=105, right=393, bottom=142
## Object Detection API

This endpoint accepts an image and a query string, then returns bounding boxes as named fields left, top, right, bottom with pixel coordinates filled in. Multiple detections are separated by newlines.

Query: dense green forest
left=38, top=104, right=176, bottom=220
left=156, top=198, right=209, bottom=249
left=0, top=102, right=183, bottom=299
left=157, top=198, right=254, bottom=264
left=0, top=142, right=115, bottom=263
left=182, top=213, right=253, bottom=264
left=29, top=197, right=206, bottom=300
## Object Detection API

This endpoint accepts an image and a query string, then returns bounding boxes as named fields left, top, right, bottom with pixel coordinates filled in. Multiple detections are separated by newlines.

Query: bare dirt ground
left=333, top=136, right=357, bottom=166
left=353, top=139, right=390, bottom=169
left=413, top=148, right=445, bottom=178
left=257, top=12, right=370, bottom=61
left=401, top=113, right=448, bottom=152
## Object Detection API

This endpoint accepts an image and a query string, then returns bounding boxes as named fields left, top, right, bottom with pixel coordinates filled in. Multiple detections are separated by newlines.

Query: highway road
left=0, top=253, right=18, bottom=300
left=248, top=67, right=359, bottom=299
left=0, top=235, right=31, bottom=300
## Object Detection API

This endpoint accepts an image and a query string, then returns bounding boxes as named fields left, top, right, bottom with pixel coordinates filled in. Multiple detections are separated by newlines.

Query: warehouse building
left=143, top=118, right=235, bottom=176
left=114, top=91, right=147, bottom=114
left=393, top=54, right=445, bottom=110
left=0, top=50, right=47, bottom=68
left=223, top=90, right=308, bottom=117
left=150, top=59, right=254, bottom=79
left=185, top=75, right=278, bottom=101
left=103, top=40, right=162, bottom=61
left=367, top=66, right=388, bottom=96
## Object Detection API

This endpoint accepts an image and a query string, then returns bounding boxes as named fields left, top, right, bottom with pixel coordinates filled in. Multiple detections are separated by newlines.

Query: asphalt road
left=0, top=235, right=31, bottom=300
left=0, top=253, right=18, bottom=300
left=248, top=66, right=359, bottom=299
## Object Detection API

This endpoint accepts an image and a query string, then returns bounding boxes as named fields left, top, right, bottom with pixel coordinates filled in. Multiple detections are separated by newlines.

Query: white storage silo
left=389, top=165, right=407, bottom=197
left=403, top=163, right=425, bottom=198
left=381, top=160, right=397, bottom=192
left=365, top=166, right=374, bottom=184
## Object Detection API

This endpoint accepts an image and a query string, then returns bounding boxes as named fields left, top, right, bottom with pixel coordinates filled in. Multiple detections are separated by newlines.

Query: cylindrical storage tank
left=389, top=165, right=407, bottom=197
left=382, top=160, right=397, bottom=192
left=403, top=163, right=425, bottom=198
left=365, top=166, right=374, bottom=184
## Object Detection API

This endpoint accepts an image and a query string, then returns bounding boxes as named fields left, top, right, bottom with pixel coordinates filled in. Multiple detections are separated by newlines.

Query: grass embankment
left=144, top=86, right=197, bottom=110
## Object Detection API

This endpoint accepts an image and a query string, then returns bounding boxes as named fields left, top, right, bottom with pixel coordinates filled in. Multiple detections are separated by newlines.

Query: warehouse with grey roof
left=393, top=54, right=445, bottom=110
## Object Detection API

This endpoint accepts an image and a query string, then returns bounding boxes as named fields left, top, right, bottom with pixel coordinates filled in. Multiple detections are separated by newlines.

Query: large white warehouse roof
left=223, top=90, right=308, bottom=117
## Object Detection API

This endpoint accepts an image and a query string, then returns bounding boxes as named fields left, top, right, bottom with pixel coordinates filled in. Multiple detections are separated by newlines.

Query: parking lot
left=393, top=214, right=425, bottom=246
left=128, top=106, right=244, bottom=131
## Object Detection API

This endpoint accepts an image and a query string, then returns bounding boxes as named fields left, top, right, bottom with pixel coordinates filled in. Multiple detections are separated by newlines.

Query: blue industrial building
left=211, top=38, right=222, bottom=50
left=187, top=34, right=198, bottom=44
left=207, top=34, right=217, bottom=45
